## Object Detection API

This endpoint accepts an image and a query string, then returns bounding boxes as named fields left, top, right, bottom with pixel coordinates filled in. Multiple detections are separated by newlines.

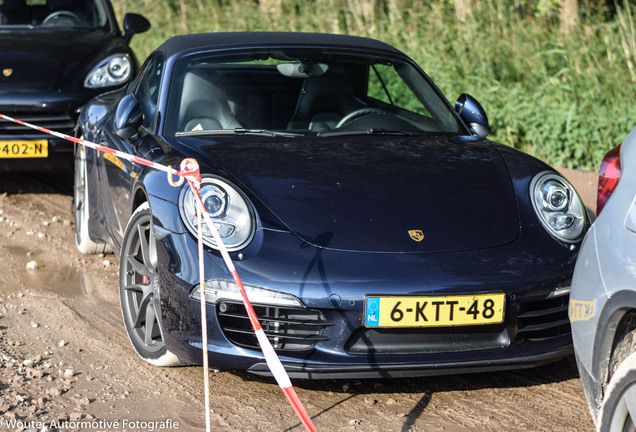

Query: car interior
left=174, top=62, right=432, bottom=135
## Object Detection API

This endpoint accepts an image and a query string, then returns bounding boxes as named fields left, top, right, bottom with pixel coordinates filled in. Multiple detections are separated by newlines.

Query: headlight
left=530, top=171, right=586, bottom=243
left=179, top=176, right=255, bottom=251
left=84, top=54, right=132, bottom=88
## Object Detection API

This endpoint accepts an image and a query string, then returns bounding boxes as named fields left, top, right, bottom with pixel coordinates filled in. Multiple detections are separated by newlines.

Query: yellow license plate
left=364, top=293, right=505, bottom=327
left=0, top=140, right=48, bottom=158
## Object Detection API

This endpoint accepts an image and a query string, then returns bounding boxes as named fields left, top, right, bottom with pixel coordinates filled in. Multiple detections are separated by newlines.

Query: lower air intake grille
left=0, top=113, right=75, bottom=135
left=517, top=294, right=571, bottom=341
left=217, top=301, right=334, bottom=351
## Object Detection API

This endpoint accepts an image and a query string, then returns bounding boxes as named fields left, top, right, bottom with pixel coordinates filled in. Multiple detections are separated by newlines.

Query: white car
left=570, top=127, right=636, bottom=431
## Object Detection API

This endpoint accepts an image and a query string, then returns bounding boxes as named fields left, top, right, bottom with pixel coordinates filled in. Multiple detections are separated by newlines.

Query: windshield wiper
left=233, top=128, right=303, bottom=137
left=318, top=128, right=414, bottom=137
left=176, top=128, right=302, bottom=138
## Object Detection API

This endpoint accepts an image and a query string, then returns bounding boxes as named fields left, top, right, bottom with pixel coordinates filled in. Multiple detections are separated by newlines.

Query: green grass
left=110, top=0, right=636, bottom=172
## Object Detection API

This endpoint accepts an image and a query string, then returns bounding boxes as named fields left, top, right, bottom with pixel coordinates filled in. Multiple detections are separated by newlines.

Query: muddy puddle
left=24, top=265, right=86, bottom=297
left=22, top=265, right=119, bottom=301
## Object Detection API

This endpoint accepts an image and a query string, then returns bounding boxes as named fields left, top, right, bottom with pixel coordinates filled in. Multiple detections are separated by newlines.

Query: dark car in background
left=75, top=32, right=589, bottom=378
left=0, top=0, right=149, bottom=171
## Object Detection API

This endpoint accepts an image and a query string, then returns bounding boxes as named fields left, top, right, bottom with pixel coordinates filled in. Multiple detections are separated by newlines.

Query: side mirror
left=115, top=94, right=143, bottom=141
left=123, top=13, right=151, bottom=43
left=455, top=93, right=490, bottom=138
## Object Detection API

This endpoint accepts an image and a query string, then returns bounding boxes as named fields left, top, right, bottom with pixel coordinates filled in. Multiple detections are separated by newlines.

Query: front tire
left=599, top=351, right=636, bottom=432
left=119, top=202, right=183, bottom=366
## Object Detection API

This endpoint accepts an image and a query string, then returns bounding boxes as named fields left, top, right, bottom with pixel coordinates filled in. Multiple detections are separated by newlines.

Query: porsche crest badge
left=408, top=230, right=424, bottom=242
left=2, top=69, right=13, bottom=78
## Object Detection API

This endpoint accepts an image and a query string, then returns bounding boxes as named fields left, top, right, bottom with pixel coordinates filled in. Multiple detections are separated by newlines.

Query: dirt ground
left=0, top=168, right=598, bottom=432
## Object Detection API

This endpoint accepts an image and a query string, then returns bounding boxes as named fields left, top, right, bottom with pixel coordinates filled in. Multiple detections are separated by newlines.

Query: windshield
left=0, top=0, right=108, bottom=28
left=166, top=48, right=463, bottom=137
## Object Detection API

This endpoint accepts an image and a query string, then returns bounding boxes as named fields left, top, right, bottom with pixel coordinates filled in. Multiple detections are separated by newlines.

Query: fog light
left=190, top=279, right=304, bottom=308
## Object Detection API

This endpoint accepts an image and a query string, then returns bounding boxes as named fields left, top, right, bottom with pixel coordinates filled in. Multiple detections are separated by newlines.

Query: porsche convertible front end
left=139, top=135, right=583, bottom=379
left=75, top=32, right=588, bottom=378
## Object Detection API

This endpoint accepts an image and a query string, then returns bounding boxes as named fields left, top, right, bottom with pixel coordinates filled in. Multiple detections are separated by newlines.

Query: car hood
left=193, top=135, right=520, bottom=253
left=0, top=29, right=123, bottom=92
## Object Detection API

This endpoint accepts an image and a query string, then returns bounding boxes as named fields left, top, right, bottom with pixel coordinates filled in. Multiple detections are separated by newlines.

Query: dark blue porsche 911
left=74, top=32, right=589, bottom=378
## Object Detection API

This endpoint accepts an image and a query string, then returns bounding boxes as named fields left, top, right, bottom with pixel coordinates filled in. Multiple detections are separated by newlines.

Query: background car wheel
left=119, top=202, right=184, bottom=366
left=73, top=144, right=111, bottom=254
left=599, top=350, right=636, bottom=432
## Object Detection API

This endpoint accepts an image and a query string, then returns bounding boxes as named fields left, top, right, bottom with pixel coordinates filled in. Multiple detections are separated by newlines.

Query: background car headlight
left=84, top=54, right=132, bottom=88
left=179, top=176, right=255, bottom=251
left=530, top=171, right=586, bottom=243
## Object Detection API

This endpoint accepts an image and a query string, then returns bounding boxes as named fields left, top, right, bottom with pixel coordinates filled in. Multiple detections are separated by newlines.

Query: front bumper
left=570, top=224, right=605, bottom=421
left=0, top=136, right=73, bottom=171
left=248, top=348, right=573, bottom=379
left=0, top=90, right=95, bottom=172
left=155, top=220, right=577, bottom=378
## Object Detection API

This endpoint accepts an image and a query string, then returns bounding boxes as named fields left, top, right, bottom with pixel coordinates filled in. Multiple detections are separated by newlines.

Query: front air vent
left=217, top=301, right=335, bottom=351
left=517, top=295, right=571, bottom=341
left=0, top=113, right=74, bottom=136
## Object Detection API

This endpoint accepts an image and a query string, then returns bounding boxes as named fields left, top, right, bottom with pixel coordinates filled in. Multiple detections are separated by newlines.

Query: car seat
left=179, top=70, right=242, bottom=131
left=287, top=67, right=358, bottom=131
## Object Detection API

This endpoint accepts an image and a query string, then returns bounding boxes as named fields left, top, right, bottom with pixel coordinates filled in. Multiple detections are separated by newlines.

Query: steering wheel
left=336, top=107, right=387, bottom=128
left=42, top=11, right=82, bottom=26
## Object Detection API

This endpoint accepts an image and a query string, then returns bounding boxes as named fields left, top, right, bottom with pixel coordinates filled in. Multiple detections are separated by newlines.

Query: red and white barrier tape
left=0, top=113, right=317, bottom=432
left=188, top=175, right=316, bottom=430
